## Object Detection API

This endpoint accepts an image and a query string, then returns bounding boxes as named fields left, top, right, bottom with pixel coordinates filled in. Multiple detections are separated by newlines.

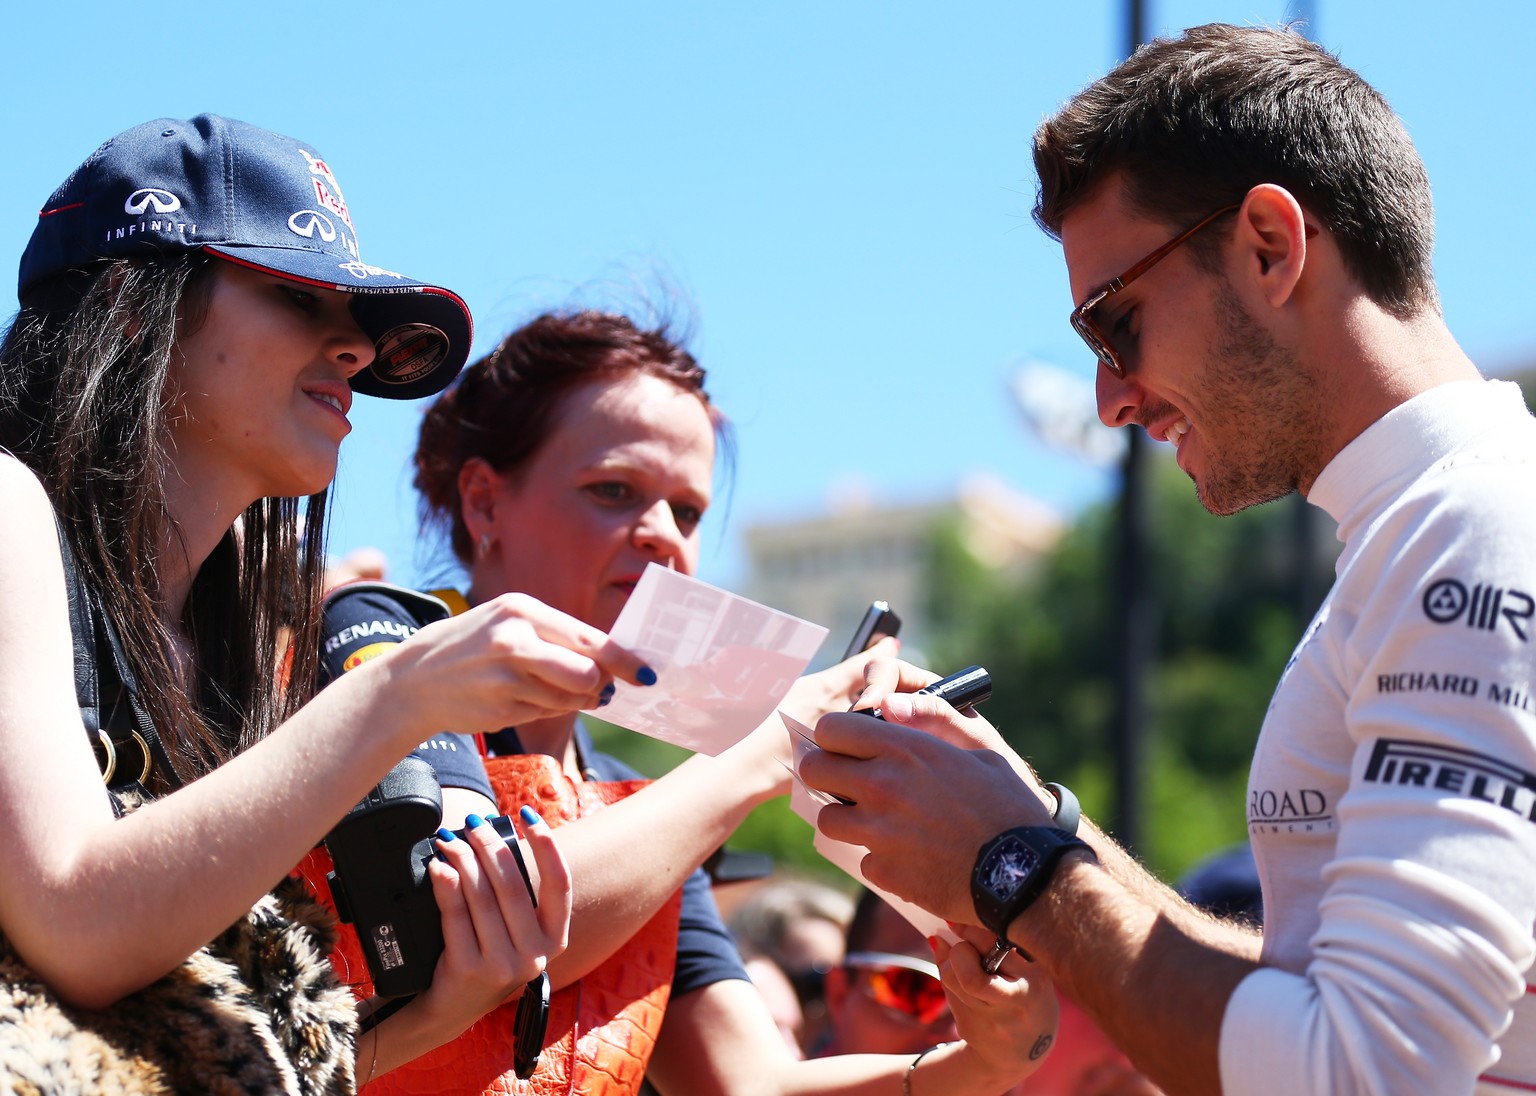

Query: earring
left=478, top=532, right=493, bottom=558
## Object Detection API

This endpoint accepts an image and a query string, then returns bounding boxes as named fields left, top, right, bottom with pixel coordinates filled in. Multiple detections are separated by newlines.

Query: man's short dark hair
left=1033, top=23, right=1437, bottom=318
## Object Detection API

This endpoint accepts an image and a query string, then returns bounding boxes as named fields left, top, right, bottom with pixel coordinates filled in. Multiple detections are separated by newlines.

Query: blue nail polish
left=519, top=805, right=543, bottom=826
left=436, top=826, right=456, bottom=842
left=598, top=682, right=616, bottom=707
left=636, top=665, right=658, bottom=686
left=465, top=814, right=487, bottom=830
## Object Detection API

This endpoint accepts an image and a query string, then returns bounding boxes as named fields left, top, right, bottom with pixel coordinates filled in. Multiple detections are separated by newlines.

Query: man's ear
left=1234, top=183, right=1310, bottom=309
left=456, top=457, right=502, bottom=544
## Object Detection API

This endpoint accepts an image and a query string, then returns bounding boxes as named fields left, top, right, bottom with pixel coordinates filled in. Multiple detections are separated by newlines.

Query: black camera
left=324, top=756, right=453, bottom=998
left=325, top=756, right=548, bottom=1077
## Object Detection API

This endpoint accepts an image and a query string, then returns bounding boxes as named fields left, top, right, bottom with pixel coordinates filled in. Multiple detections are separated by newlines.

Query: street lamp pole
left=1287, top=0, right=1325, bottom=633
left=1109, top=0, right=1150, bottom=852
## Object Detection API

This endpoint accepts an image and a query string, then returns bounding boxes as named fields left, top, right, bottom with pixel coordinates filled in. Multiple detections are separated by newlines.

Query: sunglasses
left=1069, top=204, right=1241, bottom=378
left=843, top=951, right=950, bottom=1025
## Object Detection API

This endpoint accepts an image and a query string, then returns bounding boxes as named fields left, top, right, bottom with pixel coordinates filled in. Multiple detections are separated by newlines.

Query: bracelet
left=902, top=1042, right=949, bottom=1096
left=363, top=1024, right=378, bottom=1087
left=1044, top=781, right=1080, bottom=835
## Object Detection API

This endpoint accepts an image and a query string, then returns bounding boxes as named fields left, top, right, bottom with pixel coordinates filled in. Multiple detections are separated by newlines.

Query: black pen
left=917, top=664, right=991, bottom=711
left=821, top=666, right=994, bottom=806
left=861, top=664, right=992, bottom=719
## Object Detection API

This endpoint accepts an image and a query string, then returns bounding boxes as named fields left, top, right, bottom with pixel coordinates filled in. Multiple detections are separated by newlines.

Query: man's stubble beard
left=1190, top=278, right=1324, bottom=518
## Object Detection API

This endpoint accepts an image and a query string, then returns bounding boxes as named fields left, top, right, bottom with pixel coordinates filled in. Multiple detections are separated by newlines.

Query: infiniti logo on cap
left=288, top=210, right=337, bottom=242
left=125, top=188, right=181, bottom=215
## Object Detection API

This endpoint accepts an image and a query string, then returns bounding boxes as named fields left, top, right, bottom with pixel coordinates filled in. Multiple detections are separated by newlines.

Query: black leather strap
left=55, top=519, right=179, bottom=796
left=60, top=520, right=103, bottom=749
left=92, top=586, right=178, bottom=790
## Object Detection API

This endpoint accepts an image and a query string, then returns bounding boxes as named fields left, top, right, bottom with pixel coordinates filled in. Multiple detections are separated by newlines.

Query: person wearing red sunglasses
left=819, top=894, right=958, bottom=1058
left=844, top=953, right=952, bottom=1031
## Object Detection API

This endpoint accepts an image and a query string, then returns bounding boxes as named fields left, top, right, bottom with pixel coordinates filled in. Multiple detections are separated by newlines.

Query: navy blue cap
left=1177, top=843, right=1264, bottom=924
left=18, top=114, right=471, bottom=400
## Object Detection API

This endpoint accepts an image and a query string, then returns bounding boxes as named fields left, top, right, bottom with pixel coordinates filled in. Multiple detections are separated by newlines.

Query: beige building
left=742, top=473, right=1064, bottom=665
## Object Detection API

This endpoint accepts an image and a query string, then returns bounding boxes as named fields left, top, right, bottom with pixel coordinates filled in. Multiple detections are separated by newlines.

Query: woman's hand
left=781, top=636, right=901, bottom=725
left=407, top=806, right=572, bottom=1043
left=721, top=636, right=904, bottom=800
left=935, top=932, right=1060, bottom=1083
left=375, top=592, right=652, bottom=741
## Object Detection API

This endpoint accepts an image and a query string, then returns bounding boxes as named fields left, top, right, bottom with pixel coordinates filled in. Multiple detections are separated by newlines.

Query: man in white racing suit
left=800, top=22, right=1536, bottom=1096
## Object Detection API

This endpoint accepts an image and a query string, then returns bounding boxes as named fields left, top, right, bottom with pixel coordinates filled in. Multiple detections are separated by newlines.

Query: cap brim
left=206, top=245, right=471, bottom=400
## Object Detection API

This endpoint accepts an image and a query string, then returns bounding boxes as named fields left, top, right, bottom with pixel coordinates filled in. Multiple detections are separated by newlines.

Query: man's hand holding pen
left=803, top=657, right=1066, bottom=930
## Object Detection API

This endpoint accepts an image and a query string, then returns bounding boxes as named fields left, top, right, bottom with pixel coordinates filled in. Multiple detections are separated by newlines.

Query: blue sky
left=5, top=2, right=1531, bottom=595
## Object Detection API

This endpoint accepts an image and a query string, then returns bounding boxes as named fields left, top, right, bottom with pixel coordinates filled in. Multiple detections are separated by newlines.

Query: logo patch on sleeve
left=323, top=618, right=416, bottom=655
left=1422, top=578, right=1534, bottom=641
left=342, top=641, right=398, bottom=672
left=1363, top=738, right=1536, bottom=823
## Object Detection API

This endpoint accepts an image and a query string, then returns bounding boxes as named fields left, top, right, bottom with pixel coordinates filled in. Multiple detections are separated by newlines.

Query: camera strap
left=358, top=993, right=413, bottom=1033
left=55, top=516, right=180, bottom=799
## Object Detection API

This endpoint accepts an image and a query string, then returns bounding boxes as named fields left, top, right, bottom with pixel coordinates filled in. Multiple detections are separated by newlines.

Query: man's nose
left=1096, top=365, right=1142, bottom=428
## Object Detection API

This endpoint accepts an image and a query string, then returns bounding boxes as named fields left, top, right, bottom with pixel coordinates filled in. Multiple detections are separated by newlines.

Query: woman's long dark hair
left=0, top=256, right=327, bottom=785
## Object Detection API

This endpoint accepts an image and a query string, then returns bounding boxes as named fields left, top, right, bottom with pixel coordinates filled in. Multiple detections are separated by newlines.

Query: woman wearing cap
left=0, top=115, right=628, bottom=1090
left=320, top=309, right=1061, bottom=1095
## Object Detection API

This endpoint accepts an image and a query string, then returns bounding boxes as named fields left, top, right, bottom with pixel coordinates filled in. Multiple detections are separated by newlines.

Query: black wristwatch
left=972, top=826, right=1088, bottom=935
left=971, top=782, right=1088, bottom=973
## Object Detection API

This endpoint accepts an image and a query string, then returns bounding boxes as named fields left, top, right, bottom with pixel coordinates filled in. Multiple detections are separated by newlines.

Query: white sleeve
left=1220, top=466, right=1536, bottom=1095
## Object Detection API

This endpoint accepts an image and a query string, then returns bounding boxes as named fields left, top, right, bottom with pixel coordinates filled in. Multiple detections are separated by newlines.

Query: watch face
left=979, top=835, right=1041, bottom=901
